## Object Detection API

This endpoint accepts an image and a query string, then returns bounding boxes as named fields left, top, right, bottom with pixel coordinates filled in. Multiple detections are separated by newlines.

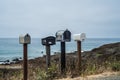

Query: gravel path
left=58, top=72, right=120, bottom=80
left=73, top=75, right=120, bottom=80
left=0, top=65, right=22, bottom=69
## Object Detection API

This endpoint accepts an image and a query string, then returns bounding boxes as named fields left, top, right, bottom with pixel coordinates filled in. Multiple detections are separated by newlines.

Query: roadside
left=58, top=71, right=120, bottom=80
left=0, top=42, right=120, bottom=80
left=0, top=64, right=22, bottom=69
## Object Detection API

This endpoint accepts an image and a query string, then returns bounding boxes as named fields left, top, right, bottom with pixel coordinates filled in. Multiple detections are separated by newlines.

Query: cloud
left=0, top=0, right=120, bottom=38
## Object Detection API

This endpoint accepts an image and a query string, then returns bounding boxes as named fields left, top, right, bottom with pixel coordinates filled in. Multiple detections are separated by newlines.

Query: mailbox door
left=25, top=36, right=30, bottom=44
left=24, top=34, right=31, bottom=44
left=63, top=29, right=71, bottom=42
left=56, top=35, right=63, bottom=41
left=80, top=33, right=86, bottom=41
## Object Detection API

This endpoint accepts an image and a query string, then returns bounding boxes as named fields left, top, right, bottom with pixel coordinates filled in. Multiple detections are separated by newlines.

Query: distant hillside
left=82, top=42, right=120, bottom=61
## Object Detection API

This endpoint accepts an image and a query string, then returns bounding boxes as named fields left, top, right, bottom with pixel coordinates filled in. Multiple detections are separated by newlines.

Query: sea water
left=0, top=38, right=120, bottom=61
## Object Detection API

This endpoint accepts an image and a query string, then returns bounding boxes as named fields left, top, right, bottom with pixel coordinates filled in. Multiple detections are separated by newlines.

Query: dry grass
left=0, top=53, right=120, bottom=80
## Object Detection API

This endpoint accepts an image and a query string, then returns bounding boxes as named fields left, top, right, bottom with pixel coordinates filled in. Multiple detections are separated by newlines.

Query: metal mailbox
left=63, top=29, right=71, bottom=42
left=56, top=29, right=71, bottom=42
left=73, top=33, right=86, bottom=41
left=19, top=34, right=31, bottom=44
left=56, top=30, right=64, bottom=41
left=41, top=36, right=56, bottom=46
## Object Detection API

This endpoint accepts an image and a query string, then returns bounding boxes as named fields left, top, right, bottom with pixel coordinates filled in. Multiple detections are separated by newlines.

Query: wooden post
left=46, top=45, right=51, bottom=69
left=61, top=41, right=66, bottom=73
left=23, top=44, right=28, bottom=80
left=77, top=41, right=81, bottom=73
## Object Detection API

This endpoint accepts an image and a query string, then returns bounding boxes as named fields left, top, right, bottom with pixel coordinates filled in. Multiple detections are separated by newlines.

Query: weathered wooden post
left=46, top=45, right=51, bottom=68
left=19, top=34, right=31, bottom=80
left=56, top=29, right=71, bottom=73
left=77, top=41, right=81, bottom=71
left=41, top=36, right=56, bottom=69
left=73, top=33, right=86, bottom=74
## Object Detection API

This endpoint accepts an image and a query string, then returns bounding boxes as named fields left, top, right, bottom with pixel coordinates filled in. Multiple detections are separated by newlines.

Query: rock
left=3, top=60, right=10, bottom=65
left=19, top=57, right=22, bottom=59
left=12, top=58, right=19, bottom=62
left=5, top=60, right=10, bottom=62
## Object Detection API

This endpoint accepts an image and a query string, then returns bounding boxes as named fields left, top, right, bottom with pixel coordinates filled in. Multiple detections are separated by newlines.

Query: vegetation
left=0, top=58, right=120, bottom=80
left=0, top=42, right=120, bottom=80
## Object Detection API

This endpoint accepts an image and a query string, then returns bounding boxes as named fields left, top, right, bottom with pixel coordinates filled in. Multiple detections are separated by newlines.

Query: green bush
left=37, top=70, right=47, bottom=80
left=37, top=63, right=57, bottom=80
left=111, top=62, right=120, bottom=71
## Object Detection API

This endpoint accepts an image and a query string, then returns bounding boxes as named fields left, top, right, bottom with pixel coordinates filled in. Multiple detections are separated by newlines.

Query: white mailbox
left=73, top=33, right=86, bottom=41
left=19, top=34, right=31, bottom=44
left=56, top=31, right=64, bottom=41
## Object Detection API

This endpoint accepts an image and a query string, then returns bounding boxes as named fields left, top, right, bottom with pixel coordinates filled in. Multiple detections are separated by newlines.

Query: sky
left=0, top=0, right=120, bottom=38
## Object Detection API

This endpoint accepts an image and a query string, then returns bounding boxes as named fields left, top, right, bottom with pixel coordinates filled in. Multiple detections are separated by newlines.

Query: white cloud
left=0, top=0, right=120, bottom=38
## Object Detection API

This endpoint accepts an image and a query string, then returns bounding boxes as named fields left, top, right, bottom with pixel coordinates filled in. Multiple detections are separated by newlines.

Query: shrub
left=111, top=62, right=120, bottom=71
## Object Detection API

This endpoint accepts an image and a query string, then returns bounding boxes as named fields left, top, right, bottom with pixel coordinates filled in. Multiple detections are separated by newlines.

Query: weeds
left=36, top=63, right=58, bottom=80
left=110, top=61, right=120, bottom=71
left=0, top=53, right=120, bottom=80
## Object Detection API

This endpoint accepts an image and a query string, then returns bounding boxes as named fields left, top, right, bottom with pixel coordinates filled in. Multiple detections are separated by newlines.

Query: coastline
left=0, top=38, right=120, bottom=63
left=0, top=42, right=120, bottom=80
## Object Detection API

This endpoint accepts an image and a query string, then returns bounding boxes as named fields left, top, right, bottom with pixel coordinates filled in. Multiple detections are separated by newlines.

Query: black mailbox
left=63, top=29, right=71, bottom=42
left=42, top=36, right=56, bottom=46
left=56, top=29, right=71, bottom=42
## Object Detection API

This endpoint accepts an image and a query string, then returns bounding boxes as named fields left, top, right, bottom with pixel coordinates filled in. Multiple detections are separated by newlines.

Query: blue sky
left=0, top=0, right=120, bottom=38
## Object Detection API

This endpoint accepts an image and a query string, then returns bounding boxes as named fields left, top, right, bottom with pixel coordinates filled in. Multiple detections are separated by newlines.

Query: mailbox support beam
left=61, top=41, right=66, bottom=73
left=46, top=45, right=51, bottom=69
left=23, top=44, right=28, bottom=80
left=77, top=41, right=82, bottom=74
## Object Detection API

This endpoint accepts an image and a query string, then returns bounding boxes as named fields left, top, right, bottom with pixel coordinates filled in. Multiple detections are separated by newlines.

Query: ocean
left=0, top=38, right=120, bottom=62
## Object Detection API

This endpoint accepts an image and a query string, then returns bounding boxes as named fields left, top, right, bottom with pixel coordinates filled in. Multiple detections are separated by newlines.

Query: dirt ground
left=57, top=71, right=120, bottom=80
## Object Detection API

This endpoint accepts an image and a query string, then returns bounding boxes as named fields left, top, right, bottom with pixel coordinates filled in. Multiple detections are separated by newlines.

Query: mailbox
left=56, top=29, right=71, bottom=42
left=19, top=34, right=31, bottom=44
left=73, top=33, right=86, bottom=41
left=41, top=36, right=56, bottom=46
left=63, top=29, right=71, bottom=42
left=56, top=30, right=64, bottom=41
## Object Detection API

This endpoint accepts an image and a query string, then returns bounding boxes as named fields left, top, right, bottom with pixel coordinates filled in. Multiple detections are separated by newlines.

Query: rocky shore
left=0, top=42, right=120, bottom=80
